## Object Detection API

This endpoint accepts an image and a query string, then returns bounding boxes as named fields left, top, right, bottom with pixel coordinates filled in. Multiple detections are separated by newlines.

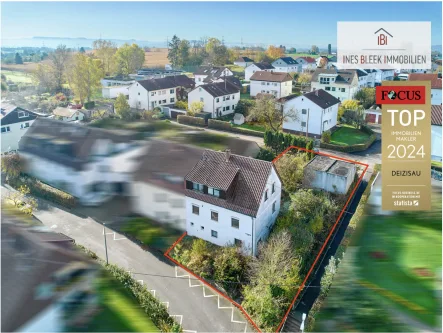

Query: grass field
left=143, top=48, right=169, bottom=68
left=76, top=275, right=158, bottom=332
left=2, top=69, right=33, bottom=83
left=330, top=125, right=371, bottom=146
left=233, top=122, right=266, bottom=133
left=120, top=217, right=182, bottom=252
left=285, top=53, right=319, bottom=58
left=356, top=189, right=442, bottom=326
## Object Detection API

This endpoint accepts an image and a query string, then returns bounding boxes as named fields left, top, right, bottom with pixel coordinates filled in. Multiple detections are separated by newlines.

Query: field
left=356, top=188, right=442, bottom=326
left=330, top=125, right=371, bottom=146
left=285, top=52, right=319, bottom=58
left=143, top=48, right=169, bottom=68
left=2, top=69, right=34, bottom=83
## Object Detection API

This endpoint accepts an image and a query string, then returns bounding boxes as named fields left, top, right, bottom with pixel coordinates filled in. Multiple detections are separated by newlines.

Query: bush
left=264, top=130, right=313, bottom=155
left=256, top=147, right=276, bottom=161
left=321, top=130, right=331, bottom=143
left=174, top=100, right=188, bottom=110
left=84, top=101, right=95, bottom=110
left=1, top=154, right=24, bottom=179
left=177, top=115, right=206, bottom=127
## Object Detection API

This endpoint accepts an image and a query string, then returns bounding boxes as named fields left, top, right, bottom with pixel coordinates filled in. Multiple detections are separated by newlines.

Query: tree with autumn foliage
left=265, top=45, right=285, bottom=61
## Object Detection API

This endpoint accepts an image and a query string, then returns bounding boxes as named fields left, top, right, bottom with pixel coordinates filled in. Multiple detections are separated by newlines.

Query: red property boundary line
left=164, top=146, right=369, bottom=333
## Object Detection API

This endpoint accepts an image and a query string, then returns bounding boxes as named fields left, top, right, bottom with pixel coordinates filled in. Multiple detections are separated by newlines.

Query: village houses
left=310, top=68, right=359, bottom=101
left=52, top=107, right=85, bottom=123
left=295, top=56, right=317, bottom=72
left=184, top=149, right=282, bottom=255
left=271, top=57, right=302, bottom=73
left=187, top=81, right=240, bottom=118
left=244, top=62, right=275, bottom=81
left=249, top=71, right=293, bottom=99
left=281, top=89, right=341, bottom=137
left=194, top=66, right=234, bottom=86
left=408, top=73, right=442, bottom=105
left=128, top=75, right=195, bottom=110
left=233, top=56, right=254, bottom=68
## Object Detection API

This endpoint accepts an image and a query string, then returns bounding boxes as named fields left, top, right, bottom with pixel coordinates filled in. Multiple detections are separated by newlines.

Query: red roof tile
left=431, top=105, right=442, bottom=126
left=408, top=73, right=442, bottom=89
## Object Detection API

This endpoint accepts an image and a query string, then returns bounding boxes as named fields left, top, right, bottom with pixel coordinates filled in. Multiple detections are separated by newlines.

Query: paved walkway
left=1, top=185, right=254, bottom=333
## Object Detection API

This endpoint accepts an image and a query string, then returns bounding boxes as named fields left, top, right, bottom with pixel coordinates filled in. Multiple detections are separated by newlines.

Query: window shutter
left=203, top=185, right=208, bottom=194
left=185, top=181, right=193, bottom=189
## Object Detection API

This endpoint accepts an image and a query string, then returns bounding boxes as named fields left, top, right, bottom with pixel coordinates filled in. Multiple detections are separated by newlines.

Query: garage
left=378, top=114, right=382, bottom=124
left=366, top=113, right=376, bottom=123
left=170, top=110, right=185, bottom=119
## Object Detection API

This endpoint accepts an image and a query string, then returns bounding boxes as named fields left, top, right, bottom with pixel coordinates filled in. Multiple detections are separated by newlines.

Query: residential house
left=130, top=140, right=205, bottom=231
left=250, top=71, right=293, bottom=99
left=19, top=118, right=145, bottom=205
left=234, top=56, right=254, bottom=68
left=194, top=66, right=234, bottom=86
left=374, top=69, right=395, bottom=85
left=187, top=81, right=240, bottom=118
left=271, top=57, right=302, bottom=73
left=316, top=56, right=330, bottom=69
left=365, top=106, right=382, bottom=124
left=356, top=69, right=369, bottom=88
left=304, top=155, right=356, bottom=194
left=1, top=220, right=98, bottom=332
left=295, top=57, right=317, bottom=72
left=431, top=105, right=442, bottom=161
left=100, top=75, right=135, bottom=98
left=363, top=69, right=377, bottom=87
left=408, top=73, right=442, bottom=105
left=281, top=89, right=341, bottom=137
left=53, top=107, right=85, bottom=123
left=244, top=62, right=275, bottom=81
left=1, top=104, right=40, bottom=154
left=311, top=68, right=359, bottom=101
left=128, top=75, right=195, bottom=110
left=185, top=149, right=282, bottom=255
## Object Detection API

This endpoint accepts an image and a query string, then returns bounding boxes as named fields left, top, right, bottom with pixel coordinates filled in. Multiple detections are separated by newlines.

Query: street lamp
left=103, top=223, right=109, bottom=264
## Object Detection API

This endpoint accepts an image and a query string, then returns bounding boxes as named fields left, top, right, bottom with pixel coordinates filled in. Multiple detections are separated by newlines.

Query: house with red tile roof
left=408, top=73, right=442, bottom=105
left=295, top=56, right=317, bottom=72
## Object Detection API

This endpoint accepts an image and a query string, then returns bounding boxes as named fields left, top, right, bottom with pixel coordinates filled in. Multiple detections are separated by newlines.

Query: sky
left=1, top=1, right=442, bottom=47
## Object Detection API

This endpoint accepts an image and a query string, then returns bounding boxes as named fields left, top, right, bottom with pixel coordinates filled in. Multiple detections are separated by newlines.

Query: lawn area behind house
left=240, top=93, right=252, bottom=100
left=330, top=125, right=371, bottom=146
left=233, top=122, right=267, bottom=133
left=73, top=273, right=159, bottom=332
left=2, top=70, right=33, bottom=84
left=356, top=188, right=442, bottom=326
left=120, top=217, right=183, bottom=252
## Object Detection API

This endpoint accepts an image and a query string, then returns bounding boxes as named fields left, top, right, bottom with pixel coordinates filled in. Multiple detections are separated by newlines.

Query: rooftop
left=250, top=71, right=293, bottom=82
left=408, top=73, right=442, bottom=89
left=431, top=105, right=442, bottom=126
left=305, top=155, right=354, bottom=177
left=195, top=81, right=240, bottom=98
left=137, top=74, right=195, bottom=91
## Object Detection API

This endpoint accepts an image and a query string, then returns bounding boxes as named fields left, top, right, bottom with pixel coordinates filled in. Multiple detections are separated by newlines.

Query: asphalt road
left=1, top=184, right=253, bottom=333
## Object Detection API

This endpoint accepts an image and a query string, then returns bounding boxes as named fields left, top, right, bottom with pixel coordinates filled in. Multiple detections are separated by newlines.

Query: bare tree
left=49, top=44, right=71, bottom=92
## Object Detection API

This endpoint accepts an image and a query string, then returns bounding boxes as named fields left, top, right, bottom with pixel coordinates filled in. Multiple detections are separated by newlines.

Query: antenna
left=222, top=36, right=225, bottom=45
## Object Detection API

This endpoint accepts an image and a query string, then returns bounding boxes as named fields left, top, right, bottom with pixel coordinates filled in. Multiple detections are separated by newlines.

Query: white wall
left=245, top=65, right=273, bottom=81
left=102, top=86, right=130, bottom=99
left=234, top=61, right=253, bottom=68
left=57, top=111, right=84, bottom=122
left=311, top=82, right=358, bottom=101
left=282, top=96, right=338, bottom=136
left=129, top=83, right=176, bottom=110
left=131, top=181, right=187, bottom=230
left=309, top=166, right=356, bottom=194
left=101, top=78, right=135, bottom=87
left=1, top=119, right=35, bottom=153
left=188, top=87, right=239, bottom=118
left=250, top=80, right=291, bottom=98
left=271, top=59, right=302, bottom=73
left=194, top=75, right=207, bottom=86
left=431, top=124, right=442, bottom=161
left=431, top=89, right=442, bottom=105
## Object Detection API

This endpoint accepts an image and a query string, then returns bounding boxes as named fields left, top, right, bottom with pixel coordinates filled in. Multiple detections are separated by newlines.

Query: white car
left=80, top=192, right=113, bottom=207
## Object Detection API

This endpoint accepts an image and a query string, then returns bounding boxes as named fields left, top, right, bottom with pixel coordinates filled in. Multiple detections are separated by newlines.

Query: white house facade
left=234, top=56, right=254, bottom=68
left=187, top=82, right=240, bottom=118
left=250, top=71, right=293, bottom=99
left=295, top=57, right=317, bottom=72
left=244, top=63, right=275, bottom=81
left=185, top=150, right=282, bottom=255
left=1, top=104, right=40, bottom=154
left=281, top=89, right=340, bottom=137
left=311, top=68, right=359, bottom=101
left=272, top=57, right=302, bottom=73
left=128, top=75, right=195, bottom=110
left=102, top=85, right=130, bottom=99
left=194, top=66, right=234, bottom=86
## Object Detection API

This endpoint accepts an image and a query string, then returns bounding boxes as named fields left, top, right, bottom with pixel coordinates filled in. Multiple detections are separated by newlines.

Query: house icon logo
left=375, top=28, right=393, bottom=46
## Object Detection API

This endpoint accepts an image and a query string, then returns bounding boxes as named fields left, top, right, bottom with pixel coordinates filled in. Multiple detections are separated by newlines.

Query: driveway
left=1, top=185, right=254, bottom=333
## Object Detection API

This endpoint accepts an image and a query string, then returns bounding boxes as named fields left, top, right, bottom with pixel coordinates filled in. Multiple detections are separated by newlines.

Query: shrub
left=234, top=99, right=255, bottom=117
left=256, top=147, right=276, bottom=161
left=321, top=130, right=331, bottom=143
left=1, top=154, right=24, bottom=180
left=177, top=115, right=205, bottom=127
left=84, top=101, right=95, bottom=109
left=174, top=100, right=188, bottom=110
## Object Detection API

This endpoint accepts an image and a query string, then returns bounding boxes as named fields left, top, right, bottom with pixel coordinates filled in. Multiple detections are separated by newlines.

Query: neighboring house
left=281, top=89, right=341, bottom=137
left=316, top=56, right=329, bottom=69
left=244, top=62, right=275, bottom=81
left=102, top=85, right=130, bottom=99
left=194, top=66, right=234, bottom=86
left=249, top=71, right=293, bottom=99
left=271, top=57, right=302, bottom=73
left=365, top=106, right=382, bottom=124
left=130, top=140, right=205, bottom=231
left=185, top=149, right=282, bottom=255
left=356, top=69, right=369, bottom=88
left=234, top=56, right=254, bottom=67
left=304, top=155, right=356, bottom=194
left=408, top=73, right=442, bottom=105
left=187, top=81, right=240, bottom=118
left=363, top=69, right=377, bottom=87
left=53, top=107, right=85, bottom=123
left=1, top=220, right=98, bottom=332
left=1, top=104, right=39, bottom=154
left=100, top=76, right=136, bottom=87
left=311, top=68, right=359, bottom=101
left=431, top=105, right=442, bottom=161
left=373, top=69, right=395, bottom=85
left=295, top=57, right=317, bottom=72
left=19, top=118, right=145, bottom=205
left=128, top=75, right=195, bottom=110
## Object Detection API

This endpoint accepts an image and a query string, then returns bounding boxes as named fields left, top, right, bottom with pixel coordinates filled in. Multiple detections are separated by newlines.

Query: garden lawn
left=240, top=93, right=252, bottom=100
left=78, top=275, right=159, bottom=332
left=120, top=217, right=182, bottom=252
left=356, top=189, right=442, bottom=327
left=330, top=126, right=370, bottom=146
left=2, top=70, right=33, bottom=84
left=431, top=161, right=442, bottom=169
left=233, top=122, right=266, bottom=133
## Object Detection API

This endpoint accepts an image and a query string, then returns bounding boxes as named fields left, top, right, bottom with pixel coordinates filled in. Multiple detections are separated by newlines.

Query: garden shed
left=233, top=113, right=245, bottom=125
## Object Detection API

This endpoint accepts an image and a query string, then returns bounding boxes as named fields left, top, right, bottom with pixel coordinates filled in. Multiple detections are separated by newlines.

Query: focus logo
left=376, top=86, right=426, bottom=104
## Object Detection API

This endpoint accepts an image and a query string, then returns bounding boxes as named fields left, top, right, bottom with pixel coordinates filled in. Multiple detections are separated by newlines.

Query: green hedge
left=208, top=119, right=264, bottom=137
left=77, top=245, right=182, bottom=332
left=320, top=133, right=377, bottom=153
left=264, top=130, right=314, bottom=155
left=177, top=115, right=206, bottom=127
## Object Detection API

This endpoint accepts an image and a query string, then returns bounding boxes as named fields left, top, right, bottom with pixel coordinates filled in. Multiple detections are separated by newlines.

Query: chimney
left=315, top=90, right=318, bottom=96
left=225, top=149, right=231, bottom=162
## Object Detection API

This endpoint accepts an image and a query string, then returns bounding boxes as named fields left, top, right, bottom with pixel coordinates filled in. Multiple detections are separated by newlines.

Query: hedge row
left=320, top=133, right=377, bottom=153
left=77, top=245, right=182, bottom=333
left=208, top=119, right=264, bottom=137
left=177, top=115, right=206, bottom=127
left=264, top=130, right=314, bottom=156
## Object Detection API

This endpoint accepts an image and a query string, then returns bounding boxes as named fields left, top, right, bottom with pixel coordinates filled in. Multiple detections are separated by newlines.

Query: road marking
left=171, top=314, right=183, bottom=325
left=150, top=289, right=156, bottom=297
left=113, top=232, right=126, bottom=241
left=162, top=301, right=169, bottom=309
left=138, top=280, right=144, bottom=285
